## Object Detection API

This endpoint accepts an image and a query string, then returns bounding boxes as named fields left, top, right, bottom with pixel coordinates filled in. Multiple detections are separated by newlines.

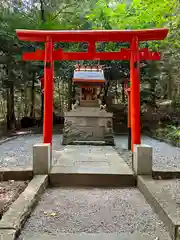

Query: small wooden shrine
left=61, top=65, right=114, bottom=145
left=73, top=65, right=105, bottom=107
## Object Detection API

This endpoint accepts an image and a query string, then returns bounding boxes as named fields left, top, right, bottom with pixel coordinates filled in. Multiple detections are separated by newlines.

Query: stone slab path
left=19, top=188, right=170, bottom=240
left=53, top=145, right=132, bottom=175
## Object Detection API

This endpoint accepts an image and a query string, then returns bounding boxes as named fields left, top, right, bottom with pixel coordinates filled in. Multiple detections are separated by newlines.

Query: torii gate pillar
left=130, top=36, right=141, bottom=151
left=43, top=37, right=54, bottom=146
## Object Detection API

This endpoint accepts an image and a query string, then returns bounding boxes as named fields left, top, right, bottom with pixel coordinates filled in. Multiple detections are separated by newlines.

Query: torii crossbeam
left=16, top=29, right=168, bottom=151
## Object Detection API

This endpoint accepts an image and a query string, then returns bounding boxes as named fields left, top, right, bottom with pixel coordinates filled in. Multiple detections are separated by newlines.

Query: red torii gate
left=16, top=29, right=168, bottom=151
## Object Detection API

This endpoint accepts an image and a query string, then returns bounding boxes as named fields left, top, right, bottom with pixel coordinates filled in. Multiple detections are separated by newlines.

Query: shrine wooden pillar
left=130, top=37, right=141, bottom=151
left=43, top=36, right=54, bottom=146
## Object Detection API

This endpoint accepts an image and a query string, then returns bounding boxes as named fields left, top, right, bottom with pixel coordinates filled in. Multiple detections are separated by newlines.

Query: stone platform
left=138, top=176, right=180, bottom=240
left=62, top=107, right=114, bottom=146
left=50, top=145, right=135, bottom=187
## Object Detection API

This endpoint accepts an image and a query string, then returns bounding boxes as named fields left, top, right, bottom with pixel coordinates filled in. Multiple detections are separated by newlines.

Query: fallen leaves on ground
left=43, top=211, right=57, bottom=217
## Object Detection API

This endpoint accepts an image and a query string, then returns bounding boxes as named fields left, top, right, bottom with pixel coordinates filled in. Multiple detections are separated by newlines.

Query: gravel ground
left=19, top=187, right=170, bottom=240
left=155, top=179, right=180, bottom=206
left=0, top=134, right=63, bottom=168
left=115, top=135, right=180, bottom=171
left=0, top=134, right=179, bottom=170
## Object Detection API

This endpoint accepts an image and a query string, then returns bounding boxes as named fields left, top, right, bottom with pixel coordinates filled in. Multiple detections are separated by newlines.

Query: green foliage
left=165, top=125, right=180, bottom=142
left=87, top=0, right=179, bottom=50
left=88, top=0, right=176, bottom=29
left=87, top=0, right=180, bottom=108
left=155, top=125, right=180, bottom=142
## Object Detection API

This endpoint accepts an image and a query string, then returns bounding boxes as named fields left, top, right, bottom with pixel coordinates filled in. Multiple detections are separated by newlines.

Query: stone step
left=68, top=140, right=113, bottom=146
left=49, top=170, right=136, bottom=187
left=21, top=233, right=154, bottom=240
left=50, top=145, right=135, bottom=187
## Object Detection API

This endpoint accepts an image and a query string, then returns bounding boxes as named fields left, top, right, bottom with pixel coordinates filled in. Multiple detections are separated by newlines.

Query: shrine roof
left=73, top=69, right=105, bottom=83
left=16, top=29, right=168, bottom=42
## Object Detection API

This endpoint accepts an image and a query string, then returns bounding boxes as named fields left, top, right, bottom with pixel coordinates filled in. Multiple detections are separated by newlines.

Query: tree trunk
left=121, top=82, right=125, bottom=103
left=72, top=83, right=76, bottom=104
left=39, top=0, right=45, bottom=124
left=167, top=73, right=173, bottom=100
left=103, top=79, right=111, bottom=105
left=10, top=82, right=16, bottom=128
left=6, top=64, right=16, bottom=130
left=30, top=71, right=36, bottom=119
left=40, top=0, right=45, bottom=22
left=6, top=88, right=11, bottom=130
left=150, top=80, right=156, bottom=104
left=6, top=83, right=16, bottom=130
left=41, top=92, right=44, bottom=124
left=57, top=78, right=62, bottom=113
left=67, top=75, right=73, bottom=111
left=24, top=88, right=28, bottom=116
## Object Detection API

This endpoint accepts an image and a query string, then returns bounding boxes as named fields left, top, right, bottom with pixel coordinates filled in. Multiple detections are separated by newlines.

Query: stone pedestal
left=133, top=144, right=152, bottom=175
left=33, top=143, right=51, bottom=174
left=62, top=107, right=114, bottom=145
